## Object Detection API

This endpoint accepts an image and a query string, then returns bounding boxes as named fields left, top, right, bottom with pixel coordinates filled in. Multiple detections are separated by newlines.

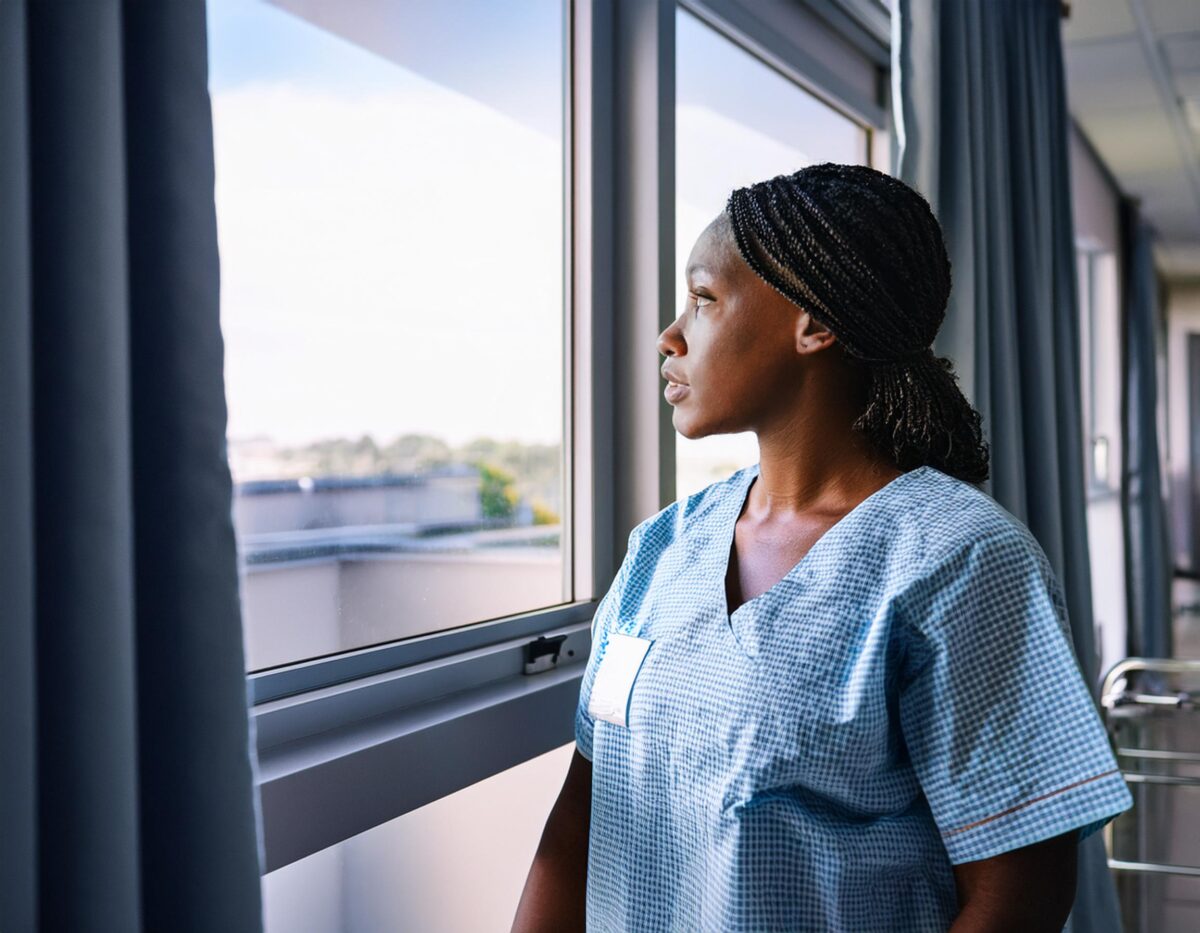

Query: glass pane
left=262, top=743, right=574, bottom=933
left=674, top=8, right=870, bottom=498
left=207, top=0, right=567, bottom=672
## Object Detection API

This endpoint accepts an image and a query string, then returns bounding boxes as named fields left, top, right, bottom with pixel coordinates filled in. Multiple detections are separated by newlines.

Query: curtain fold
left=0, top=2, right=264, bottom=930
left=0, top=2, right=36, bottom=930
left=894, top=1, right=1123, bottom=930
left=1121, top=202, right=1173, bottom=663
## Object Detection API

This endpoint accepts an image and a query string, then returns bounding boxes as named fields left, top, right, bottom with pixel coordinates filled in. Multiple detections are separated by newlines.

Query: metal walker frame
left=1100, top=657, right=1200, bottom=879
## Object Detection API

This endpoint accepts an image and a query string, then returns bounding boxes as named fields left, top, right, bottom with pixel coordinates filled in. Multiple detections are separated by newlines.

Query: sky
left=208, top=0, right=866, bottom=479
left=208, top=0, right=563, bottom=448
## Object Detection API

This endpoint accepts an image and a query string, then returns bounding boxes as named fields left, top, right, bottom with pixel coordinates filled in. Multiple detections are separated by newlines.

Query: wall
left=262, top=742, right=575, bottom=933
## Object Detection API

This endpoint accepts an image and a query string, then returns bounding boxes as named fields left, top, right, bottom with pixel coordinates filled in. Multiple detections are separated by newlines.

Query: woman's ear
left=794, top=311, right=838, bottom=355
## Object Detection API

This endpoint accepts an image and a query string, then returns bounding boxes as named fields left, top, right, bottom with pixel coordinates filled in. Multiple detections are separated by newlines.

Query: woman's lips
left=665, top=383, right=689, bottom=404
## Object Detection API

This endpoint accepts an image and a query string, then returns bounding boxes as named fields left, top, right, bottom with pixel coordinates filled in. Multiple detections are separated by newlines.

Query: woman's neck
left=751, top=426, right=902, bottom=520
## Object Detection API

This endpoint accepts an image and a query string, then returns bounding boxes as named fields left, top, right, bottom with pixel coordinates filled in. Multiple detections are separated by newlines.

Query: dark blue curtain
left=1120, top=202, right=1173, bottom=663
left=893, top=0, right=1122, bottom=929
left=0, top=3, right=264, bottom=930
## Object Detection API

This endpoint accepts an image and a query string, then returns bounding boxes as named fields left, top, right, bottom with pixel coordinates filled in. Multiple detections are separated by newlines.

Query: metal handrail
left=1117, top=748, right=1200, bottom=763
left=1099, top=657, right=1200, bottom=880
left=1100, top=658, right=1200, bottom=709
left=1107, top=691, right=1196, bottom=709
left=1107, top=859, right=1200, bottom=879
left=1120, top=773, right=1200, bottom=787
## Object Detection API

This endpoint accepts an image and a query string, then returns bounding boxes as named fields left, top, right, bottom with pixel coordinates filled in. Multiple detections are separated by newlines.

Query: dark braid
left=726, top=163, right=989, bottom=484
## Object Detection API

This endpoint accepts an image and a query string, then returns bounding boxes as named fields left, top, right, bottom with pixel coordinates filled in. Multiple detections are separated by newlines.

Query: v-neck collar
left=719, top=463, right=931, bottom=623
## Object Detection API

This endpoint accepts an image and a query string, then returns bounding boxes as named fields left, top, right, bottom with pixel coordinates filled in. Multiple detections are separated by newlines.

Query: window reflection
left=674, top=8, right=870, bottom=498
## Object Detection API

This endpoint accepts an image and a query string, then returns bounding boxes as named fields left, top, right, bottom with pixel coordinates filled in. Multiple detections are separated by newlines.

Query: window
left=674, top=7, right=872, bottom=498
left=207, top=0, right=568, bottom=672
left=1077, top=244, right=1120, bottom=496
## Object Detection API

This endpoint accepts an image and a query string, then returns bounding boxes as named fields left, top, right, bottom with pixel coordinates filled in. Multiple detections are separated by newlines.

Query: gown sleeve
left=896, top=528, right=1133, bottom=864
left=575, top=522, right=646, bottom=762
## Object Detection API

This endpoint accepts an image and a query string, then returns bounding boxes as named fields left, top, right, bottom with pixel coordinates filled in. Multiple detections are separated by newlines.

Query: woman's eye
left=691, top=294, right=711, bottom=312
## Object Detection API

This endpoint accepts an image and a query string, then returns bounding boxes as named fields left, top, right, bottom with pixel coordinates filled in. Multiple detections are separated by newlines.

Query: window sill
left=249, top=600, right=597, bottom=705
left=254, top=619, right=590, bottom=872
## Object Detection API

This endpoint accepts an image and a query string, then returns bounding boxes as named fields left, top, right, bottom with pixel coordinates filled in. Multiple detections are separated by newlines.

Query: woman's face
left=656, top=212, right=839, bottom=439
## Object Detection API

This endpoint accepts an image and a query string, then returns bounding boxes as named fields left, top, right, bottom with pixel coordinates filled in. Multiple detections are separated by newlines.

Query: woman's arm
left=949, top=831, right=1078, bottom=932
left=511, top=748, right=593, bottom=933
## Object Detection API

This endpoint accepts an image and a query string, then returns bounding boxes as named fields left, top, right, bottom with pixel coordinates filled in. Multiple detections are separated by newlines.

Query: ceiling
left=1062, top=0, right=1200, bottom=283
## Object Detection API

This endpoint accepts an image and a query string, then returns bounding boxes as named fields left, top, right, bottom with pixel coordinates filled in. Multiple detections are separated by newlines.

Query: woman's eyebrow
left=686, top=263, right=713, bottom=279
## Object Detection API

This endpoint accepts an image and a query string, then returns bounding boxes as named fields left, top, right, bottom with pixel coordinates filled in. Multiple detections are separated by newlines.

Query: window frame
left=248, top=0, right=890, bottom=875
left=678, top=0, right=887, bottom=130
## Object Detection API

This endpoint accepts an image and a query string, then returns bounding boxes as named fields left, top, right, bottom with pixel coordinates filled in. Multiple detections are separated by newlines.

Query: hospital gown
left=575, top=462, right=1133, bottom=932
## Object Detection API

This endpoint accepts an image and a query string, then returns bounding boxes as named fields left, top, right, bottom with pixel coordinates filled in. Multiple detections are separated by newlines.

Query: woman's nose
left=657, top=314, right=685, bottom=358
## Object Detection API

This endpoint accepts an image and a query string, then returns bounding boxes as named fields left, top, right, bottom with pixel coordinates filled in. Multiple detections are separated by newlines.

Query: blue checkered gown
left=575, top=463, right=1132, bottom=932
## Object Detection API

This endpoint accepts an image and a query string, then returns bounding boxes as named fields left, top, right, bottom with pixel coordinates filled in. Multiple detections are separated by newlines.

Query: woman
left=512, top=163, right=1131, bottom=932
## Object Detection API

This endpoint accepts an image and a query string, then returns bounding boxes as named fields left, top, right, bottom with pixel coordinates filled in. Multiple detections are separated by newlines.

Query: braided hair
left=725, top=163, right=989, bottom=484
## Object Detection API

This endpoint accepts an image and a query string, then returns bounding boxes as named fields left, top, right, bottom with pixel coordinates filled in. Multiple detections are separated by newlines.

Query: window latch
left=523, top=634, right=568, bottom=675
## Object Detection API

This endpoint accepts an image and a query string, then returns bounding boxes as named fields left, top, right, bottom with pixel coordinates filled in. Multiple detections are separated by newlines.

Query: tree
left=531, top=498, right=559, bottom=526
left=477, top=461, right=519, bottom=519
left=382, top=433, right=453, bottom=472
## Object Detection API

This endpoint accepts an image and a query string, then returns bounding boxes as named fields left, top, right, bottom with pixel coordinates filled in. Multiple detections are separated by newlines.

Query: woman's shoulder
left=899, top=465, right=1026, bottom=536
left=888, top=465, right=1057, bottom=587
left=886, top=469, right=1073, bottom=650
